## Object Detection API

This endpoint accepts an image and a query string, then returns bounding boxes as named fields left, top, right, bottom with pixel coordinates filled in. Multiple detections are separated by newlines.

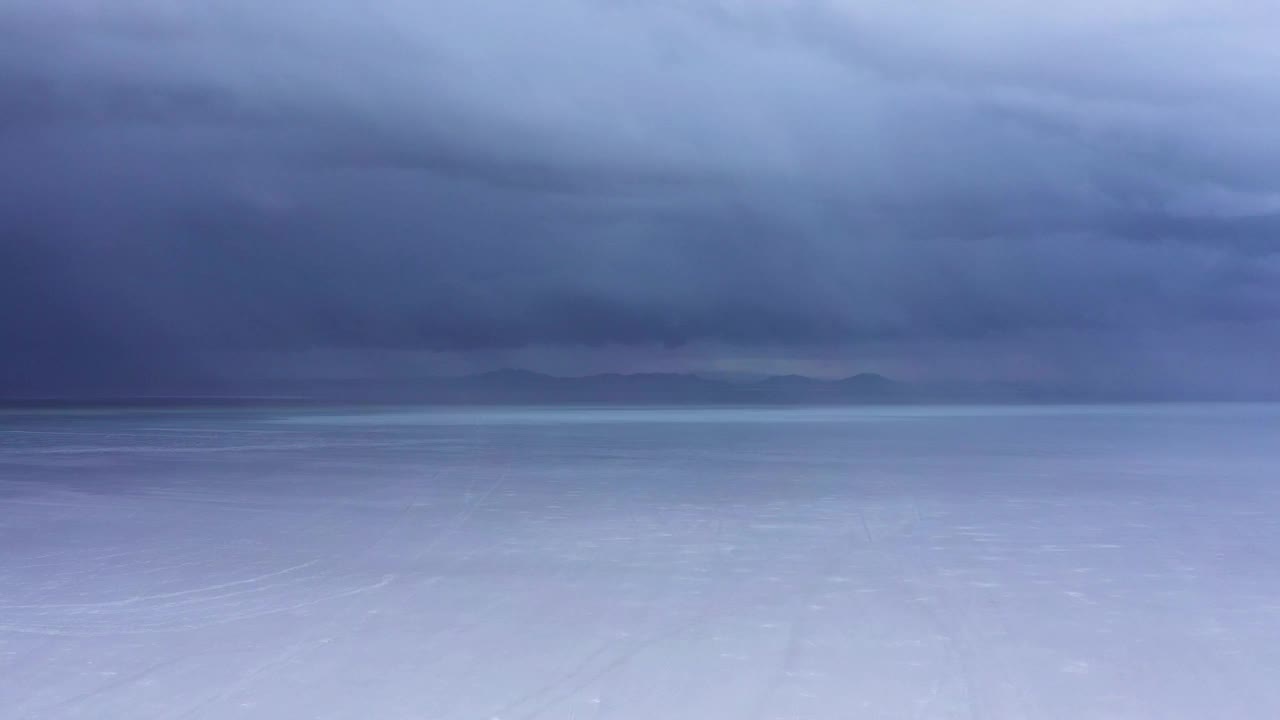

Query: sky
left=3, top=1, right=1279, bottom=396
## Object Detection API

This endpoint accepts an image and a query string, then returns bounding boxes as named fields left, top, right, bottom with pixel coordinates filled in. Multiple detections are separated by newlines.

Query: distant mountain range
left=214, top=369, right=1045, bottom=405
left=2, top=369, right=1204, bottom=406
left=246, top=369, right=916, bottom=405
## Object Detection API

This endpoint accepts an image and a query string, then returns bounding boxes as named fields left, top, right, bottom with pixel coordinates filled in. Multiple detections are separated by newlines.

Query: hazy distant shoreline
left=1, top=369, right=1262, bottom=408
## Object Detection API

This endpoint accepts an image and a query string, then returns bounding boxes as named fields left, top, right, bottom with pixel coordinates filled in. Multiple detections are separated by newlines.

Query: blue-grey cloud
left=2, top=1, right=1279, bottom=393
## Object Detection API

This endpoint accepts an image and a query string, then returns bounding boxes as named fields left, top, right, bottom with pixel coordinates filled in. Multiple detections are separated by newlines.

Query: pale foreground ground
left=3, top=405, right=1280, bottom=719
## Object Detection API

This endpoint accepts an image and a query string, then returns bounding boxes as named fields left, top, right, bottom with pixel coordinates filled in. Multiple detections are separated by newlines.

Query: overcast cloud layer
left=3, top=1, right=1279, bottom=394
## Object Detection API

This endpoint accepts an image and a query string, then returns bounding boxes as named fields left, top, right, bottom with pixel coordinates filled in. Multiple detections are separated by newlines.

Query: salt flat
left=3, top=404, right=1280, bottom=719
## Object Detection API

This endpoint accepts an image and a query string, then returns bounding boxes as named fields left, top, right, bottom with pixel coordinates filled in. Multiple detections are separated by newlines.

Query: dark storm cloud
left=3, top=1, right=1279, bottom=391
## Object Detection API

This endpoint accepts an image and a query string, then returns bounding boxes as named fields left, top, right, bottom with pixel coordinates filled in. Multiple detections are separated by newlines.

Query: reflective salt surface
left=3, top=404, right=1280, bottom=719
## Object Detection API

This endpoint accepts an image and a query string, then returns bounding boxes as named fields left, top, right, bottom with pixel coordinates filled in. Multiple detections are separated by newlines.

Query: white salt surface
left=3, top=404, right=1280, bottom=719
